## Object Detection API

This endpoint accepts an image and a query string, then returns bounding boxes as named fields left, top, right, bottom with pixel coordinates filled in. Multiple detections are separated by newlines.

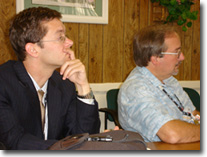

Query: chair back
left=106, top=89, right=119, bottom=121
left=183, top=87, right=200, bottom=111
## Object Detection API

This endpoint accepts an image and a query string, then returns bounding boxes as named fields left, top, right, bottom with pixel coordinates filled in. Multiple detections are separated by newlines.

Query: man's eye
left=177, top=50, right=182, bottom=54
left=58, top=36, right=65, bottom=42
left=59, top=36, right=63, bottom=40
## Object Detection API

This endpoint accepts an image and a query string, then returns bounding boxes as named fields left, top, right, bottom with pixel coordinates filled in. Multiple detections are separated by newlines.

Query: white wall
left=90, top=81, right=200, bottom=132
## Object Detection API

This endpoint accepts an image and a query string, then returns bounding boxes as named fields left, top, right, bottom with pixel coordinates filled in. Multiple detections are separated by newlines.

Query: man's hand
left=60, top=50, right=90, bottom=95
left=104, top=126, right=120, bottom=133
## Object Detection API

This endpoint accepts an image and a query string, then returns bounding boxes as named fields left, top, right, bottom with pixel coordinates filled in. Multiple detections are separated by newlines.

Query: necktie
left=37, top=90, right=45, bottom=131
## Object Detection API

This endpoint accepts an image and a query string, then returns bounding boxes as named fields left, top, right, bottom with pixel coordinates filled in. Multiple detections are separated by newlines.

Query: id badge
left=192, top=114, right=200, bottom=125
left=183, top=114, right=200, bottom=124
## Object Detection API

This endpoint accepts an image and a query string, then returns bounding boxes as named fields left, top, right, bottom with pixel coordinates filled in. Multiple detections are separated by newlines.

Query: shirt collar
left=27, top=73, right=48, bottom=93
left=136, top=66, right=174, bottom=88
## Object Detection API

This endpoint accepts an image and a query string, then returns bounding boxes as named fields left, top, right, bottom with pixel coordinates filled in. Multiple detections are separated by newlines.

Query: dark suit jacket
left=0, top=61, right=100, bottom=150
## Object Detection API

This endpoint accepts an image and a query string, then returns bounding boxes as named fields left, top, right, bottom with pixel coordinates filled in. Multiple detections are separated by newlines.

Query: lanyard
left=159, top=86, right=191, bottom=117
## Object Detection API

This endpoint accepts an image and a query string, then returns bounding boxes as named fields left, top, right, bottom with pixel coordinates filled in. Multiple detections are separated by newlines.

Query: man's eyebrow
left=55, top=25, right=66, bottom=34
left=55, top=29, right=65, bottom=34
left=176, top=47, right=182, bottom=50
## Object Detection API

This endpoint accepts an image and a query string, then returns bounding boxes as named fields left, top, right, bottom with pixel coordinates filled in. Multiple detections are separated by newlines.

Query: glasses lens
left=59, top=36, right=65, bottom=43
left=178, top=51, right=182, bottom=58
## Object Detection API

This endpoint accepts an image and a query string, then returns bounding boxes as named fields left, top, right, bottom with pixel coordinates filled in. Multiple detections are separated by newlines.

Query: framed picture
left=16, top=0, right=108, bottom=24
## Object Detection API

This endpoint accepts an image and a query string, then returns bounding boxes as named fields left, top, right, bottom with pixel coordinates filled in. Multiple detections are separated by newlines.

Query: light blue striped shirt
left=118, top=66, right=195, bottom=142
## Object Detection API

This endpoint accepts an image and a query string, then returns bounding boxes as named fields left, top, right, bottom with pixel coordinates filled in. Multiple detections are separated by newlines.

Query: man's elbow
left=159, top=130, right=181, bottom=144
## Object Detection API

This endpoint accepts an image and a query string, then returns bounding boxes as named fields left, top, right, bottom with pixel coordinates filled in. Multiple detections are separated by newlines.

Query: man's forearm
left=175, top=121, right=200, bottom=143
left=158, top=120, right=200, bottom=144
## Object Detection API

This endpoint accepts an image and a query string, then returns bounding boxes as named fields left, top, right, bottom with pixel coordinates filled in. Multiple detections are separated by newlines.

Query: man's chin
left=172, top=70, right=179, bottom=76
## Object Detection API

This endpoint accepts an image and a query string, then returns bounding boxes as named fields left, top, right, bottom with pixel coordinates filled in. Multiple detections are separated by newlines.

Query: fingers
left=103, top=126, right=120, bottom=132
left=63, top=48, right=76, bottom=60
left=114, top=126, right=120, bottom=130
left=60, top=59, right=84, bottom=80
left=68, top=50, right=75, bottom=60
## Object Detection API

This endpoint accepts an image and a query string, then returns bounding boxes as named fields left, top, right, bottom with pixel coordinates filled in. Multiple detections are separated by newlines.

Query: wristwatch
left=77, top=89, right=94, bottom=99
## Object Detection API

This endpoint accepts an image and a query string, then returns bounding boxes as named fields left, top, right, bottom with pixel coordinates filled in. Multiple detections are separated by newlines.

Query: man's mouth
left=176, top=61, right=182, bottom=67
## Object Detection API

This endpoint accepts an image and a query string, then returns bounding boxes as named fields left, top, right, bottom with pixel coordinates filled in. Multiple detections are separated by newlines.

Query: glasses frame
left=161, top=51, right=182, bottom=58
left=38, top=35, right=68, bottom=44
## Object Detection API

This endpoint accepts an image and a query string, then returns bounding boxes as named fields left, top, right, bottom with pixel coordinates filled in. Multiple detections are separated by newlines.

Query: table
left=147, top=141, right=200, bottom=150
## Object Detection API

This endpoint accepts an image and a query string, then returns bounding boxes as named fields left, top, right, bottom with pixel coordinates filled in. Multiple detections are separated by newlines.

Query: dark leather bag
left=49, top=130, right=147, bottom=150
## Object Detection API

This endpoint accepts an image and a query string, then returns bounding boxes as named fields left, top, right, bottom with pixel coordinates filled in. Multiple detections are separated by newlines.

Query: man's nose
left=179, top=52, right=185, bottom=61
left=65, top=37, right=73, bottom=47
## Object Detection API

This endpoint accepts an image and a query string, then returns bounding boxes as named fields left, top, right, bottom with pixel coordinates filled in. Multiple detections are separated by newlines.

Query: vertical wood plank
left=183, top=27, right=193, bottom=80
left=123, top=0, right=139, bottom=81
left=103, top=0, right=124, bottom=82
left=0, top=0, right=16, bottom=64
left=191, top=0, right=200, bottom=80
left=79, top=24, right=89, bottom=76
left=139, top=0, right=149, bottom=29
left=88, top=24, right=103, bottom=83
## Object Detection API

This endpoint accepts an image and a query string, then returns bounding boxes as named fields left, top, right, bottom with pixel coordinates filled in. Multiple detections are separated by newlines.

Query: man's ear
left=150, top=56, right=160, bottom=65
left=25, top=43, right=38, bottom=57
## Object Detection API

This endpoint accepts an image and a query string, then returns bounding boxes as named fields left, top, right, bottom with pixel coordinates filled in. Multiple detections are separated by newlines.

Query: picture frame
left=16, top=0, right=108, bottom=24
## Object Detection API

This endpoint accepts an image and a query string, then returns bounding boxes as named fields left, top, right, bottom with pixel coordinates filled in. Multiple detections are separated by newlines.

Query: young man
left=0, top=7, right=100, bottom=149
left=118, top=25, right=200, bottom=144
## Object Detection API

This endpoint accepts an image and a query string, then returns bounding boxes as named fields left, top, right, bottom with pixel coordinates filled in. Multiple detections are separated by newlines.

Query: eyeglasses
left=38, top=35, right=68, bottom=44
left=161, top=50, right=182, bottom=58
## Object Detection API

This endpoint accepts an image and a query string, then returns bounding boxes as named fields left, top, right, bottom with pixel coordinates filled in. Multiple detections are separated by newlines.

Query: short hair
left=133, top=25, right=178, bottom=67
left=9, top=7, right=62, bottom=61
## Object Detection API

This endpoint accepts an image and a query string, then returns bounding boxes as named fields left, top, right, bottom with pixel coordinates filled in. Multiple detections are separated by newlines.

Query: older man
left=118, top=25, right=200, bottom=144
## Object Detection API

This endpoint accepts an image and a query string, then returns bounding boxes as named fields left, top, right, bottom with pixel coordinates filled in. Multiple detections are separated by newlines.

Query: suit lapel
left=13, top=61, right=36, bottom=92
left=13, top=61, right=44, bottom=138
left=47, top=75, right=62, bottom=138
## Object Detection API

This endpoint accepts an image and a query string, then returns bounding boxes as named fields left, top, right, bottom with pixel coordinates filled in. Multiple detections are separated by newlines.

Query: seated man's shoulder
left=0, top=60, right=16, bottom=70
left=0, top=60, right=18, bottom=78
left=121, top=76, right=152, bottom=94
